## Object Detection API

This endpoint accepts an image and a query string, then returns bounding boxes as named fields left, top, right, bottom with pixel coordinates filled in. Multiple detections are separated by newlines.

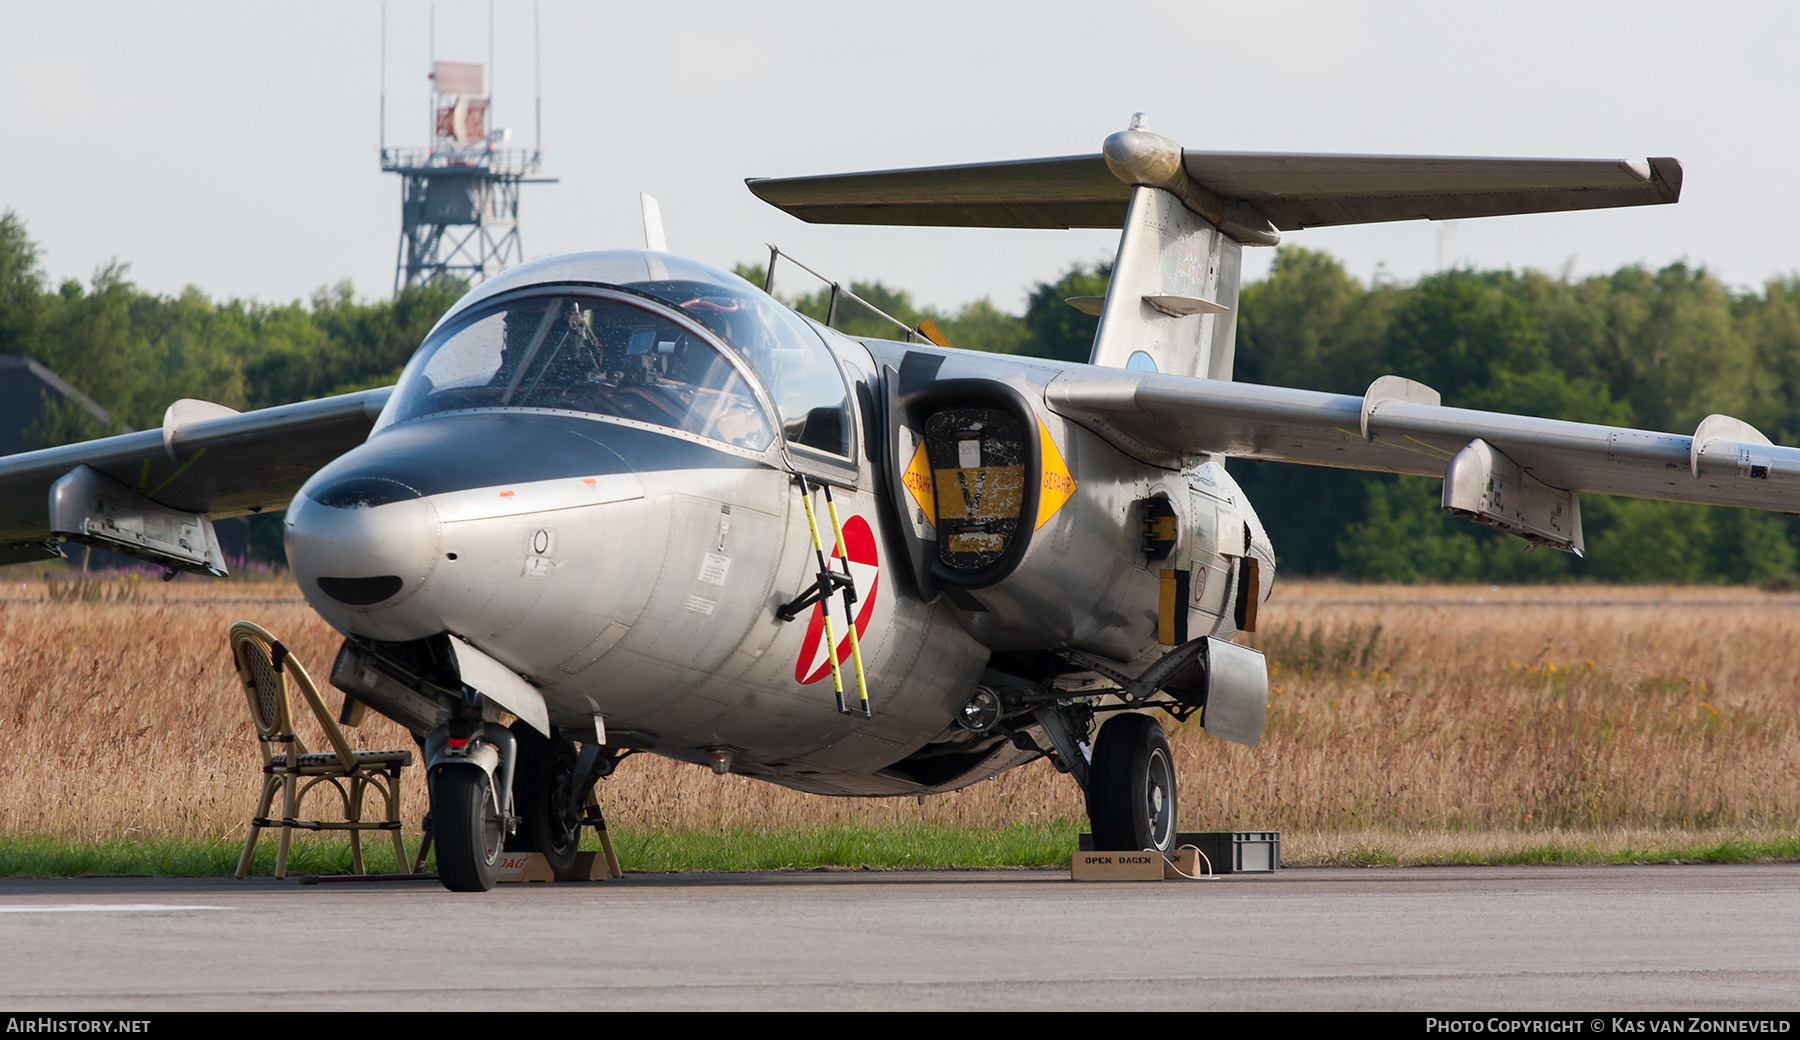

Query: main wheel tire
left=431, top=765, right=504, bottom=892
left=1086, top=713, right=1178, bottom=853
left=504, top=723, right=582, bottom=881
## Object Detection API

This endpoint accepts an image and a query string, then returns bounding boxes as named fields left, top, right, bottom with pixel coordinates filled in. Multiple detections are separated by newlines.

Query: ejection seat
left=229, top=621, right=414, bottom=879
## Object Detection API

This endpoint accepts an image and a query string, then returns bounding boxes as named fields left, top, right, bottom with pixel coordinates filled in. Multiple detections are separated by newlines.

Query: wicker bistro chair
left=230, top=621, right=414, bottom=879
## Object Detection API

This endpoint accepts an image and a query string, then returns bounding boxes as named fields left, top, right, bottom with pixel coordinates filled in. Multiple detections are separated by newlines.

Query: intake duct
left=884, top=366, right=1045, bottom=604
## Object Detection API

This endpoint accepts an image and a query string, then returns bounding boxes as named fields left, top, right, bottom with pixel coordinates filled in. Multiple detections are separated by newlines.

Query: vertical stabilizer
left=1089, top=185, right=1243, bottom=380
left=1088, top=117, right=1268, bottom=381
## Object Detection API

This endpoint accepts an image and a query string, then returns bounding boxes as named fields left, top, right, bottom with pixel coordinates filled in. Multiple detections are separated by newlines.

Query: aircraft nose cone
left=285, top=475, right=443, bottom=640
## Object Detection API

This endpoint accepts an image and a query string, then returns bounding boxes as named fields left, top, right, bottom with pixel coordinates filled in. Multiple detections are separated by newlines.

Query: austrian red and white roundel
left=794, top=514, right=880, bottom=685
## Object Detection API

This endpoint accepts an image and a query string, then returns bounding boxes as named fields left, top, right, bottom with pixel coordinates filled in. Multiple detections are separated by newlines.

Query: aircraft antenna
left=381, top=3, right=558, bottom=295
left=379, top=2, right=386, bottom=154
left=534, top=2, right=542, bottom=154
left=763, top=244, right=932, bottom=343
left=427, top=3, right=434, bottom=144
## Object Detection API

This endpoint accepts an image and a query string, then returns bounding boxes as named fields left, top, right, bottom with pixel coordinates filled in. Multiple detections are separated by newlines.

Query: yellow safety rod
left=823, top=485, right=871, bottom=717
left=797, top=477, right=848, bottom=713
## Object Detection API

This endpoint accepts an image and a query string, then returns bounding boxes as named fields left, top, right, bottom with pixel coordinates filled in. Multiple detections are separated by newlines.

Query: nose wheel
left=429, top=764, right=505, bottom=891
left=1086, top=713, right=1178, bottom=853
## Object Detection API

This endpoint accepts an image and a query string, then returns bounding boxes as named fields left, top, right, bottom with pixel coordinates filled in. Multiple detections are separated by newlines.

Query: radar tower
left=380, top=3, right=555, bottom=293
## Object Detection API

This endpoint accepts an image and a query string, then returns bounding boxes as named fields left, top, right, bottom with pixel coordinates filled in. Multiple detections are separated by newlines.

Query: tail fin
left=1081, top=116, right=1271, bottom=381
left=1087, top=180, right=1244, bottom=380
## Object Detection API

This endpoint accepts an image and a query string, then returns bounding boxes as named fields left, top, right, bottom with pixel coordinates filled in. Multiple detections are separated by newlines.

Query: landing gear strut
left=1086, top=713, right=1177, bottom=853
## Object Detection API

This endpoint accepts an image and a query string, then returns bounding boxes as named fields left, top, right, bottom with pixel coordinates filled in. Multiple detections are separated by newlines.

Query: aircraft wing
left=0, top=387, right=392, bottom=556
left=1044, top=367, right=1800, bottom=514
left=747, top=152, right=1680, bottom=231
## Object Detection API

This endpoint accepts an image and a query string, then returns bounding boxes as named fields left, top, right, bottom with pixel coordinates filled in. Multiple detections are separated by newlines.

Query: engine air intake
left=925, top=408, right=1027, bottom=571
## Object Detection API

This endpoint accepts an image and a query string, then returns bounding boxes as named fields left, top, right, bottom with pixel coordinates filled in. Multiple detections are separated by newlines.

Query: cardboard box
left=1071, top=850, right=1165, bottom=881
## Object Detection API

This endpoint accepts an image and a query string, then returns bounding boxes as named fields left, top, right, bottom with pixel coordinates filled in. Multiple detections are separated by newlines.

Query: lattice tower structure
left=381, top=60, right=552, bottom=292
left=382, top=146, right=544, bottom=291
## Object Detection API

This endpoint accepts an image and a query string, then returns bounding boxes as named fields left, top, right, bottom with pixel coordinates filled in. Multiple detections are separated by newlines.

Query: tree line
left=6, top=207, right=1799, bottom=582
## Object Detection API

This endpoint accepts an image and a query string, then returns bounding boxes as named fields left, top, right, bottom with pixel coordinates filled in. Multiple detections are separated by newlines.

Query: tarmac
left=0, top=863, right=1796, bottom=1011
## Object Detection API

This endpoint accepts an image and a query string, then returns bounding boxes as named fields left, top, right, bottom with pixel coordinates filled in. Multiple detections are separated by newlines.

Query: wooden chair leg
left=383, top=771, right=410, bottom=874
left=236, top=774, right=281, bottom=879
left=344, top=776, right=363, bottom=875
left=275, top=774, right=297, bottom=880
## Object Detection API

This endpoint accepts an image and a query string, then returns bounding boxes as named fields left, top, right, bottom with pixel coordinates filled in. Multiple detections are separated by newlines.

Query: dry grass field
left=2, top=574, right=1796, bottom=865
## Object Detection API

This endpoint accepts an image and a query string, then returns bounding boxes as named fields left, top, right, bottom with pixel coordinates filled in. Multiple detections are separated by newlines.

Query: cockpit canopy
left=640, top=278, right=850, bottom=456
left=380, top=254, right=851, bottom=457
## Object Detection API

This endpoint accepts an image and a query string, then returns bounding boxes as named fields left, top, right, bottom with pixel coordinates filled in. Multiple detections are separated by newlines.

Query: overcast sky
left=4, top=1, right=1797, bottom=314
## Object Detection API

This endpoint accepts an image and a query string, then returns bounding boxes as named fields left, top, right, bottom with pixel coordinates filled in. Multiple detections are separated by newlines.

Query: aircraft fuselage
left=283, top=250, right=1273, bottom=797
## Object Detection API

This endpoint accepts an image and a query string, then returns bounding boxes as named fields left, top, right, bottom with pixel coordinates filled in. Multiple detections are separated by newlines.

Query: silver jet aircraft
left=3, top=118, right=1785, bottom=891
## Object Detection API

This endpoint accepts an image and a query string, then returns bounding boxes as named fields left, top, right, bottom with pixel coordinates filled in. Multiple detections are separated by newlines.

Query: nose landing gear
left=425, top=721, right=518, bottom=892
left=429, top=761, right=506, bottom=891
left=426, top=715, right=627, bottom=891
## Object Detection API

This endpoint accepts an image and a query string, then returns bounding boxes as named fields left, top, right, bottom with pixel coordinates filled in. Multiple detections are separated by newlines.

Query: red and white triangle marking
left=795, top=514, right=881, bottom=685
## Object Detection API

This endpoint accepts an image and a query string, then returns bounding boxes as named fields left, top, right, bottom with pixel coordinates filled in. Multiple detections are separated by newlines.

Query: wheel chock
left=1163, top=846, right=1209, bottom=879
left=1070, top=846, right=1215, bottom=881
left=1070, top=851, right=1164, bottom=881
left=496, top=852, right=558, bottom=883
left=494, top=850, right=625, bottom=883
left=1076, top=831, right=1280, bottom=874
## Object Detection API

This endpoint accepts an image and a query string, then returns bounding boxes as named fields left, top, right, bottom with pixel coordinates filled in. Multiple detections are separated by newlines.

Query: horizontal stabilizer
left=749, top=155, right=1129, bottom=229
left=1194, top=152, right=1682, bottom=230
left=748, top=151, right=1680, bottom=232
left=1143, top=294, right=1229, bottom=317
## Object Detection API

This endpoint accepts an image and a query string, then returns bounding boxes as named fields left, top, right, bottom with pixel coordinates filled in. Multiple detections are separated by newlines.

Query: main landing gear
left=983, top=634, right=1269, bottom=854
left=1018, top=700, right=1180, bottom=854
left=1087, top=713, right=1177, bottom=853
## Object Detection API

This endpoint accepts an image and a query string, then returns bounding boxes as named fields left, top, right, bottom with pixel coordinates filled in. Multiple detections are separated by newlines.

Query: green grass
left=0, top=835, right=418, bottom=878
left=0, top=823, right=1083, bottom=878
left=604, top=822, right=1083, bottom=872
left=3, top=826, right=1797, bottom=878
